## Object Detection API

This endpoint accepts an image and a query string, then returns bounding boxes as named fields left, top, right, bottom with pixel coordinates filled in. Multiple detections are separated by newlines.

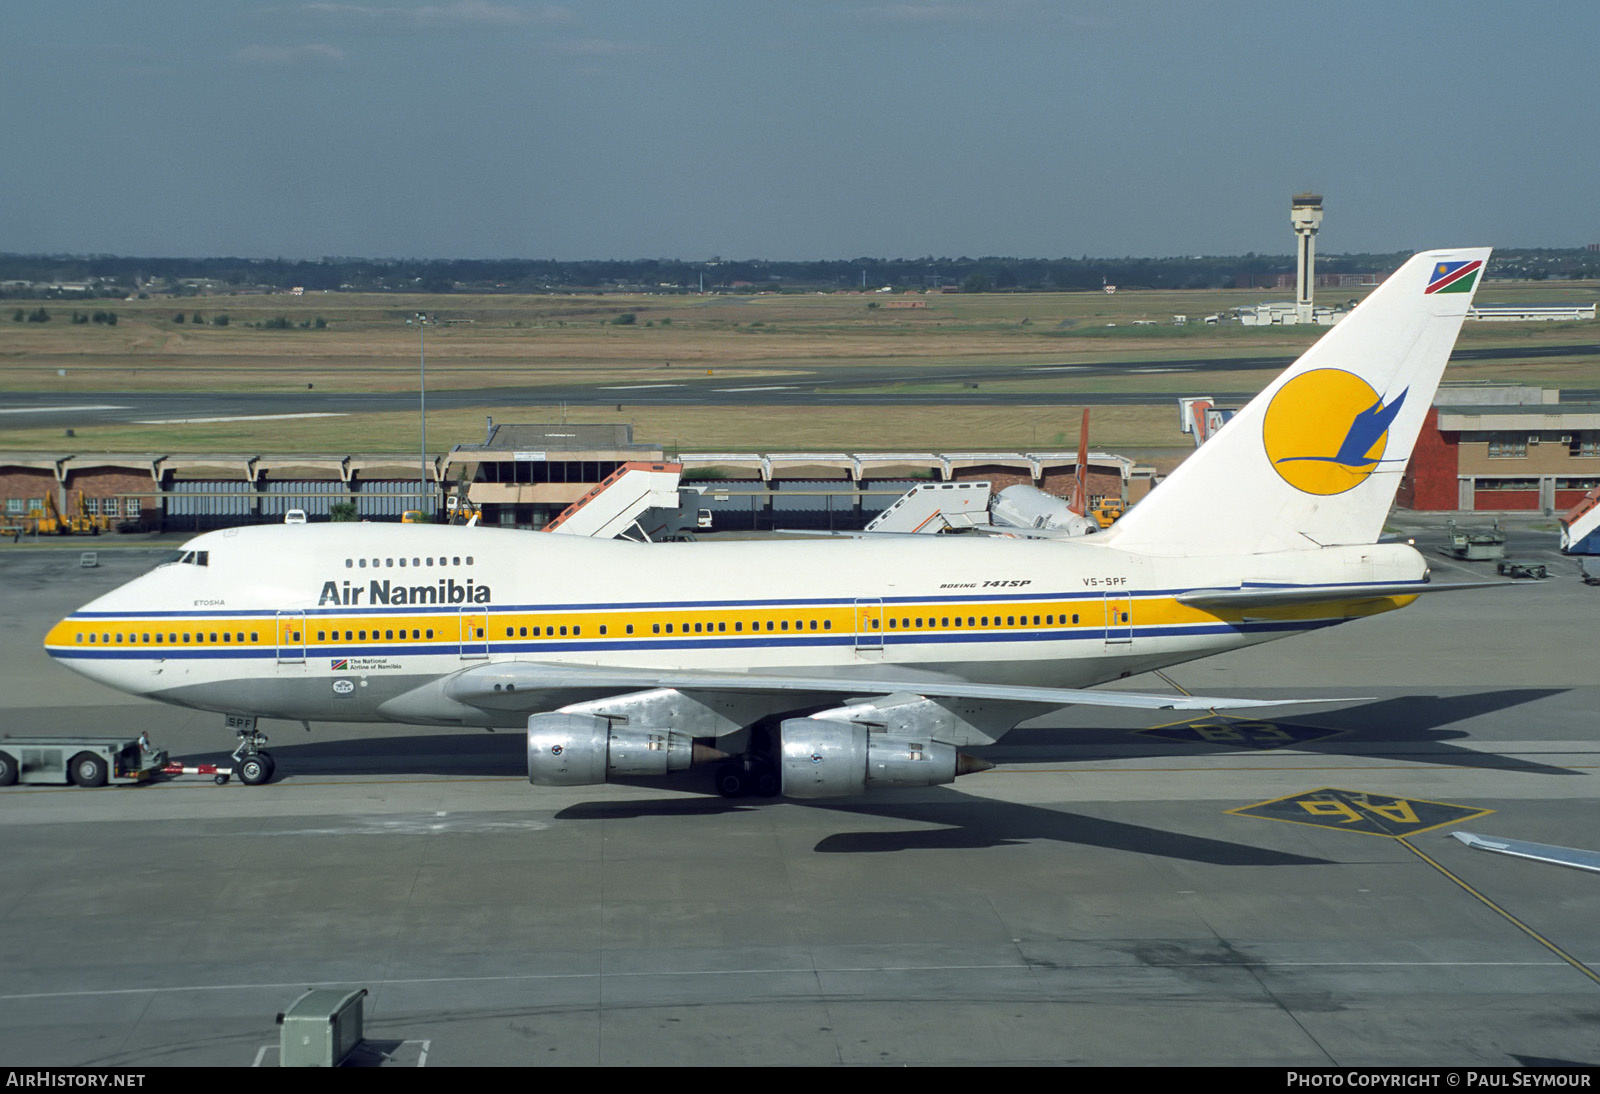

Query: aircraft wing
left=1451, top=832, right=1600, bottom=874
left=1178, top=581, right=1506, bottom=609
left=443, top=660, right=1355, bottom=712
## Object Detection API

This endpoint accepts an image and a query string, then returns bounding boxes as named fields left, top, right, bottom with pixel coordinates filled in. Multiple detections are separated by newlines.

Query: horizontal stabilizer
left=445, top=660, right=1356, bottom=713
left=1452, top=831, right=1600, bottom=874
left=1178, top=581, right=1508, bottom=610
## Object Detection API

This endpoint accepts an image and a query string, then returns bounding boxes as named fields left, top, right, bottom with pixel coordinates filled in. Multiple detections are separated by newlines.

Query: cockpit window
left=156, top=549, right=210, bottom=570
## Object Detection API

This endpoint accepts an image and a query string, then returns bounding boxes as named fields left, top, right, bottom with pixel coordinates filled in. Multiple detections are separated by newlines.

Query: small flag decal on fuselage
left=1425, top=259, right=1482, bottom=294
left=330, top=658, right=348, bottom=670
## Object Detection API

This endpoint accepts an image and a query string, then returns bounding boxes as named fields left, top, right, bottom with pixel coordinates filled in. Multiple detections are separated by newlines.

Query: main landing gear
left=230, top=722, right=276, bottom=786
left=714, top=755, right=780, bottom=799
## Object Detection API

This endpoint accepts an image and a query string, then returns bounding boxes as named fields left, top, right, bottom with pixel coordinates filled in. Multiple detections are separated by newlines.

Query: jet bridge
left=543, top=461, right=682, bottom=540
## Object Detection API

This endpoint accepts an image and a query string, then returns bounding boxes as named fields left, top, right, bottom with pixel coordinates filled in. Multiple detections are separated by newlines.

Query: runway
left=0, top=517, right=1596, bottom=1066
left=5, top=342, right=1598, bottom=430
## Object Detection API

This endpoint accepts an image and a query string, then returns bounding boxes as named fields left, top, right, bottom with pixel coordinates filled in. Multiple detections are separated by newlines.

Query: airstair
left=1561, top=485, right=1600, bottom=554
left=544, top=461, right=683, bottom=540
left=864, top=481, right=991, bottom=533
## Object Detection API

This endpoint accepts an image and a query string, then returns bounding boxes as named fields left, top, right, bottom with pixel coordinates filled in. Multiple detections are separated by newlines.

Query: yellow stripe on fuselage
left=45, top=593, right=1416, bottom=655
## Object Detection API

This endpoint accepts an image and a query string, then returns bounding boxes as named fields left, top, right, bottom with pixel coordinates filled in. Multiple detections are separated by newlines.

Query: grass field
left=3, top=281, right=1596, bottom=452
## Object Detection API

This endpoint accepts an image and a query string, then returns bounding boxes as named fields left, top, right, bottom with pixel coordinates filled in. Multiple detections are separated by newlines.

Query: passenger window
left=385, top=629, right=394, bottom=640
left=781, top=621, right=788, bottom=631
left=222, top=633, right=230, bottom=643
left=413, top=630, right=420, bottom=639
left=359, top=559, right=367, bottom=568
left=155, top=634, right=162, bottom=644
left=506, top=627, right=514, bottom=637
left=599, top=625, right=607, bottom=636
left=345, top=559, right=353, bottom=568
left=694, top=623, right=702, bottom=633
left=466, top=556, right=474, bottom=565
left=385, top=559, right=393, bottom=567
left=115, top=634, right=123, bottom=644
left=572, top=626, right=580, bottom=636
left=560, top=626, right=568, bottom=636
left=359, top=630, right=366, bottom=640
left=888, top=619, right=897, bottom=629
left=453, top=556, right=460, bottom=565
left=823, top=620, right=831, bottom=631
left=426, top=629, right=434, bottom=639
left=399, top=558, right=406, bottom=567
left=1072, top=614, right=1080, bottom=624
left=653, top=624, right=660, bottom=634
left=251, top=632, right=258, bottom=642
left=626, top=624, right=634, bottom=635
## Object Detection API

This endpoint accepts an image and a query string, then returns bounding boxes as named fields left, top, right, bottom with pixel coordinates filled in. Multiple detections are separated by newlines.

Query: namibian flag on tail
left=1425, top=259, right=1482, bottom=294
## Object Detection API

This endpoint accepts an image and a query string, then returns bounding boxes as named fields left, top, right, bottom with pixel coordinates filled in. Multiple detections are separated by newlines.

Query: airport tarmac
left=0, top=517, right=1595, bottom=1066
left=6, top=341, right=1600, bottom=429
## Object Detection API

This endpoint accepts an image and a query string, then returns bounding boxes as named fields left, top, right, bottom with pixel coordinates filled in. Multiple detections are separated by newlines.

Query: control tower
left=1291, top=193, right=1323, bottom=324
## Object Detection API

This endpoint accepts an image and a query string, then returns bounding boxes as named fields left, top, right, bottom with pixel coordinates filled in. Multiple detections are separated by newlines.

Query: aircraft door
left=459, top=608, right=488, bottom=660
left=276, top=611, right=306, bottom=664
left=853, top=598, right=884, bottom=653
left=1103, top=593, right=1132, bottom=648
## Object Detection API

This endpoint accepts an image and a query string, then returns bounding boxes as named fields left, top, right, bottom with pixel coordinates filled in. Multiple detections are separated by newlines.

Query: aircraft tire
left=71, top=752, right=108, bottom=788
left=751, top=764, right=780, bottom=798
left=715, top=767, right=747, bottom=799
left=238, top=756, right=271, bottom=786
left=257, top=752, right=276, bottom=781
left=0, top=751, right=16, bottom=787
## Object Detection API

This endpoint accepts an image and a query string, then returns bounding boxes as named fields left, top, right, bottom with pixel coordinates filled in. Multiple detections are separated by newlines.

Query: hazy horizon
left=4, top=2, right=1597, bottom=262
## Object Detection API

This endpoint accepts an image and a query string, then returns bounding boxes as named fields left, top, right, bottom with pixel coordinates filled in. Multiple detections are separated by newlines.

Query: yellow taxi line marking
left=1398, top=836, right=1600, bottom=989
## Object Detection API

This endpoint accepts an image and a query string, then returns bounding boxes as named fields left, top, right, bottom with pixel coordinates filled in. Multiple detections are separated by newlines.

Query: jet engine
left=776, top=718, right=990, bottom=799
left=527, top=712, right=704, bottom=786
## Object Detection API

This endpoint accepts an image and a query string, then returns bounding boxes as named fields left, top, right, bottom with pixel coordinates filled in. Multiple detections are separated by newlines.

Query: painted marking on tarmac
left=714, top=385, right=798, bottom=392
left=1138, top=719, right=1345, bottom=750
left=1227, top=787, right=1492, bottom=838
left=132, top=412, right=347, bottom=424
left=598, top=384, right=685, bottom=390
left=0, top=404, right=131, bottom=414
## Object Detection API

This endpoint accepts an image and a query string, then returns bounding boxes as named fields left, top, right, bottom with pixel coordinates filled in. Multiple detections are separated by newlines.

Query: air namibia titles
left=317, top=578, right=492, bottom=606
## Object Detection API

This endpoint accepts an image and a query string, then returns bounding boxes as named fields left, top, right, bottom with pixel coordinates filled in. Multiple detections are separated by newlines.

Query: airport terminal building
left=0, top=423, right=1153, bottom=534
left=1396, top=385, right=1600, bottom=512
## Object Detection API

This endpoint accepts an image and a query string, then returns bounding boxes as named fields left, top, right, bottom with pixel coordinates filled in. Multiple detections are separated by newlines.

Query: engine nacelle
left=527, top=712, right=696, bottom=786
left=778, top=719, right=964, bottom=799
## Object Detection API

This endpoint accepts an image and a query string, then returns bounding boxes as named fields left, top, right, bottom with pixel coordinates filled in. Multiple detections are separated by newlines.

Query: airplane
left=43, top=247, right=1494, bottom=800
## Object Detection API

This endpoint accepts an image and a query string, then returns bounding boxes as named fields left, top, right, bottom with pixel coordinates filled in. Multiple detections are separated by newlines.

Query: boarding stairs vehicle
left=864, top=481, right=991, bottom=533
left=543, top=461, right=683, bottom=540
left=1560, top=484, right=1600, bottom=554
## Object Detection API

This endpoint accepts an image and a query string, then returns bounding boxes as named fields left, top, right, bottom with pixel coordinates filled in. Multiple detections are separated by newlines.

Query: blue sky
left=2, top=1, right=1595, bottom=260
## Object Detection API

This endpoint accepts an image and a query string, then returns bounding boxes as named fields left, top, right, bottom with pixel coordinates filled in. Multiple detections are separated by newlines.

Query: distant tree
left=172, top=312, right=185, bottom=323
left=329, top=501, right=358, bottom=522
left=12, top=309, right=24, bottom=323
left=105, top=312, right=117, bottom=326
left=192, top=312, right=203, bottom=324
left=314, top=316, right=326, bottom=329
left=28, top=307, right=49, bottom=323
left=962, top=273, right=991, bottom=293
left=212, top=314, right=228, bottom=327
left=612, top=312, right=636, bottom=325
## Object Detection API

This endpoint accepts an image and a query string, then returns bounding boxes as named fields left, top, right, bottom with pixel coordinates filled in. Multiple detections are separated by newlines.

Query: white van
left=283, top=509, right=307, bottom=525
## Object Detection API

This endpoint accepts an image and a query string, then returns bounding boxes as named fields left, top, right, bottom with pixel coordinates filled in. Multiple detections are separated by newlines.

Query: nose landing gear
left=231, top=724, right=276, bottom=786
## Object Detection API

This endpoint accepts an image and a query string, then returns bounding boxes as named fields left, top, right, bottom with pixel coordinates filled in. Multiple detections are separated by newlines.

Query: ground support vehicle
left=0, top=736, right=167, bottom=787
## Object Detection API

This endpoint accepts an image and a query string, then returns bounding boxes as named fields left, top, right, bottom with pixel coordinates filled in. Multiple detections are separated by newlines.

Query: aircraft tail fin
left=1069, top=407, right=1090, bottom=515
left=1102, top=247, right=1490, bottom=556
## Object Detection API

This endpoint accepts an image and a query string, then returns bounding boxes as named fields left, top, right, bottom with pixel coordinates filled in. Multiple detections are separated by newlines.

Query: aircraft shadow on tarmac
left=554, top=790, right=1335, bottom=867
left=989, top=688, right=1575, bottom=777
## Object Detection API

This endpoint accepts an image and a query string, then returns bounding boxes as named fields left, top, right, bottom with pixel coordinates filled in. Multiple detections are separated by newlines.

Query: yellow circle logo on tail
left=1262, top=368, right=1405, bottom=496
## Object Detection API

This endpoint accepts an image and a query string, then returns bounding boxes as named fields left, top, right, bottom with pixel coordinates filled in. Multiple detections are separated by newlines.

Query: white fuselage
left=46, top=523, right=1426, bottom=729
